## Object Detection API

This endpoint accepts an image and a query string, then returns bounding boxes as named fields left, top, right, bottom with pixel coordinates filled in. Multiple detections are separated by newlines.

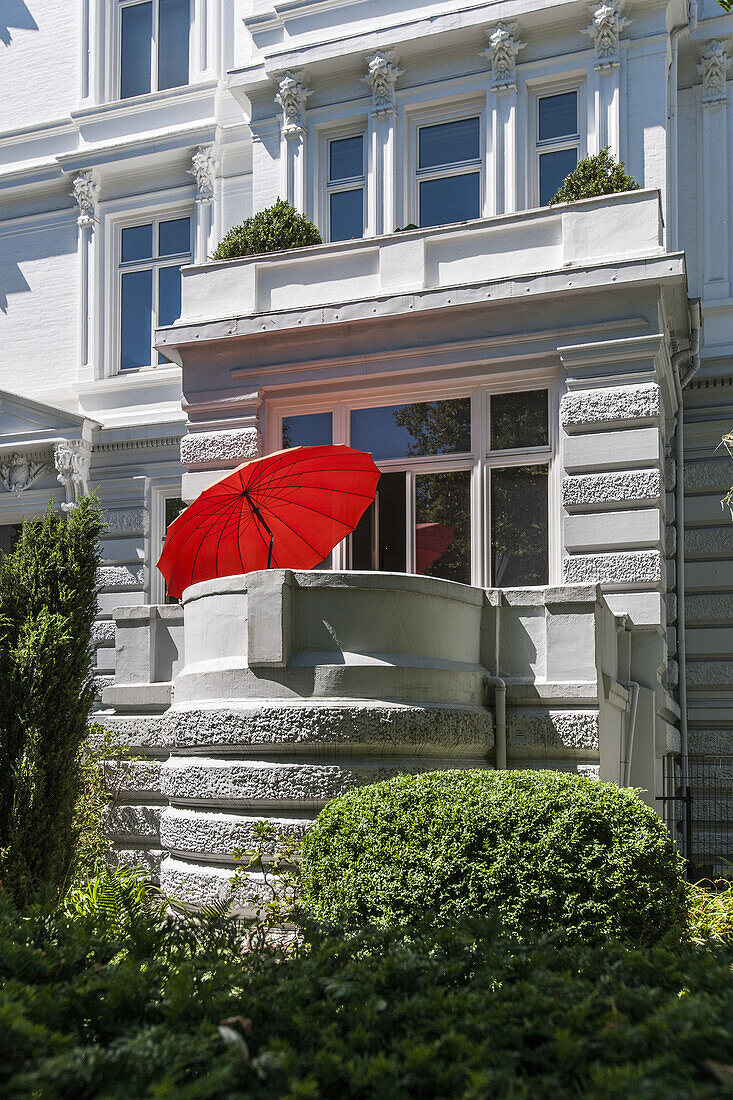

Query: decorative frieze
left=188, top=145, right=217, bottom=204
left=698, top=40, right=730, bottom=106
left=562, top=469, right=663, bottom=508
left=581, top=2, right=629, bottom=71
left=71, top=170, right=98, bottom=228
left=560, top=383, right=661, bottom=428
left=362, top=50, right=403, bottom=117
left=54, top=440, right=91, bottom=511
left=275, top=70, right=312, bottom=138
left=180, top=428, right=261, bottom=468
left=563, top=550, right=664, bottom=586
left=0, top=451, right=49, bottom=496
left=481, top=22, right=525, bottom=93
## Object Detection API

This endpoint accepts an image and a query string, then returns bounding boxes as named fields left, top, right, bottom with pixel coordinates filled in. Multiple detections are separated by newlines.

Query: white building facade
left=1, top=0, right=732, bottom=886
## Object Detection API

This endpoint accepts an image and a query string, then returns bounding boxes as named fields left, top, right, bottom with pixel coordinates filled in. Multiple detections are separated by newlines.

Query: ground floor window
left=279, top=384, right=553, bottom=588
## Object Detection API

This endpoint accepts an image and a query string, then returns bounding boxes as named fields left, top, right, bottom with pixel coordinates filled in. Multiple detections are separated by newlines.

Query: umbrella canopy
left=157, top=444, right=380, bottom=599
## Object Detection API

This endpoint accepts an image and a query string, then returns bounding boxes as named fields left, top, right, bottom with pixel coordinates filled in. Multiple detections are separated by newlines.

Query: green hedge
left=211, top=199, right=322, bottom=260
left=300, top=770, right=687, bottom=943
left=1, top=890, right=731, bottom=1098
left=548, top=147, right=639, bottom=205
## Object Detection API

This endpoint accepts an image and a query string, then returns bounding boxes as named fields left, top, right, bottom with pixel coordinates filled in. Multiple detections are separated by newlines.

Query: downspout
left=621, top=680, right=640, bottom=787
left=484, top=593, right=507, bottom=770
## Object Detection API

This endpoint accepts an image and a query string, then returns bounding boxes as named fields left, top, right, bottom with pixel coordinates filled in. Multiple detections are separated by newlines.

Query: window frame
left=405, top=99, right=487, bottom=229
left=530, top=81, right=585, bottom=208
left=116, top=210, right=192, bottom=374
left=150, top=482, right=185, bottom=604
left=320, top=125, right=367, bottom=243
left=117, top=0, right=193, bottom=101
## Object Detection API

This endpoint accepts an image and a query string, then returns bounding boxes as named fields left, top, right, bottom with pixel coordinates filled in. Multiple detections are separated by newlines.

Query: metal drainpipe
left=621, top=680, right=640, bottom=787
left=485, top=675, right=507, bottom=770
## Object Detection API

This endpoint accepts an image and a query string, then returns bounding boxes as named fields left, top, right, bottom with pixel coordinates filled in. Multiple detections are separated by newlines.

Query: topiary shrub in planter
left=548, top=147, right=639, bottom=205
left=300, top=769, right=687, bottom=944
left=211, top=199, right=322, bottom=260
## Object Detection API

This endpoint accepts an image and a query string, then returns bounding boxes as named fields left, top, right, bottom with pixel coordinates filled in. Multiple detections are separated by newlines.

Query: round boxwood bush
left=548, top=147, right=639, bottom=205
left=300, top=769, right=687, bottom=944
left=211, top=198, right=322, bottom=260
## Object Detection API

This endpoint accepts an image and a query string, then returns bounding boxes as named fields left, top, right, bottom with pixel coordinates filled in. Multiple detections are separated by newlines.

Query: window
left=537, top=91, right=579, bottom=206
left=417, top=116, right=482, bottom=228
left=120, top=0, right=190, bottom=100
left=282, top=412, right=333, bottom=449
left=327, top=135, right=365, bottom=242
left=119, top=215, right=191, bottom=371
left=162, top=496, right=185, bottom=602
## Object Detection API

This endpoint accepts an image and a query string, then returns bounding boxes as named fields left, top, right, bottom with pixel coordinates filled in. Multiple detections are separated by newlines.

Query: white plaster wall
left=0, top=0, right=80, bottom=130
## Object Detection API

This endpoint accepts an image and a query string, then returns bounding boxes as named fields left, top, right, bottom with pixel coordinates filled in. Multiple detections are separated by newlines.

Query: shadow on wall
left=0, top=0, right=38, bottom=46
left=0, top=219, right=76, bottom=313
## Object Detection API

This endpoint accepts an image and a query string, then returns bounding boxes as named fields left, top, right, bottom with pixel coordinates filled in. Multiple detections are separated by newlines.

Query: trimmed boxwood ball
left=300, top=769, right=687, bottom=944
left=211, top=198, right=322, bottom=260
left=548, top=146, right=639, bottom=205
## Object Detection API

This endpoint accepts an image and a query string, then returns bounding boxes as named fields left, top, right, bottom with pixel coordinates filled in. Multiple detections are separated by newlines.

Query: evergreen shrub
left=548, top=147, right=639, bottom=205
left=300, top=769, right=687, bottom=943
left=211, top=199, right=322, bottom=260
left=0, top=498, right=103, bottom=908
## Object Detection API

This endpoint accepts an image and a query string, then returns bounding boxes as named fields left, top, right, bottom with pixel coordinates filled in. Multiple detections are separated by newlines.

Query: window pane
left=491, top=465, right=548, bottom=587
left=121, top=2, right=152, bottom=99
left=352, top=472, right=406, bottom=573
left=158, top=0, right=190, bottom=90
left=419, top=117, right=480, bottom=169
left=282, top=411, right=333, bottom=449
left=420, top=173, right=481, bottom=228
left=329, top=189, right=363, bottom=241
left=538, top=92, right=577, bottom=142
left=330, top=135, right=363, bottom=182
left=490, top=390, right=549, bottom=451
left=157, top=265, right=182, bottom=363
left=351, top=399, right=471, bottom=461
left=121, top=268, right=152, bottom=370
left=121, top=223, right=153, bottom=262
left=159, top=217, right=190, bottom=257
left=416, top=470, right=471, bottom=585
left=539, top=148, right=578, bottom=205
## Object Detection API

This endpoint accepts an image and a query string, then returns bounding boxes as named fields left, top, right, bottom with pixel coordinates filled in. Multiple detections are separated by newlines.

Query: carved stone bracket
left=581, top=3, right=629, bottom=71
left=362, top=50, right=404, bottom=117
left=54, top=441, right=91, bottom=512
left=188, top=145, right=217, bottom=204
left=0, top=451, right=49, bottom=496
left=481, top=23, right=525, bottom=94
left=699, top=40, right=731, bottom=106
left=71, top=171, right=98, bottom=228
left=275, top=71, right=312, bottom=138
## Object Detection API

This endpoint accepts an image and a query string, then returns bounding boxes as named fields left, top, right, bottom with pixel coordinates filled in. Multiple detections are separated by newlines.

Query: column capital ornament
left=698, top=40, right=731, bottom=105
left=0, top=451, right=49, bottom=496
left=54, top=441, right=91, bottom=512
left=581, top=3, right=629, bottom=71
left=275, top=70, right=312, bottom=138
left=71, top=171, right=98, bottom=228
left=188, top=145, right=217, bottom=204
left=481, top=23, right=525, bottom=94
left=362, top=50, right=404, bottom=117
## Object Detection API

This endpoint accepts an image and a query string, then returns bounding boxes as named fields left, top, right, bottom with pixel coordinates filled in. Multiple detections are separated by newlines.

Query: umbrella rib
left=214, top=494, right=246, bottom=579
left=186, top=497, right=242, bottom=593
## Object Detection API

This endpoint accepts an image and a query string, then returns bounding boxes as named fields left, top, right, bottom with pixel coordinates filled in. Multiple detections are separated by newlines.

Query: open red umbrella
left=157, top=444, right=380, bottom=599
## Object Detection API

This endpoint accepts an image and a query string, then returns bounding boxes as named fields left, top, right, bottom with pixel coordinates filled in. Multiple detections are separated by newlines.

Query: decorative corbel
left=581, top=2, right=630, bottom=72
left=71, top=171, right=98, bottom=228
left=275, top=71, right=313, bottom=138
left=54, top=441, right=92, bottom=512
left=362, top=50, right=404, bottom=117
left=481, top=23, right=526, bottom=94
left=188, top=145, right=217, bottom=205
left=698, top=40, right=731, bottom=106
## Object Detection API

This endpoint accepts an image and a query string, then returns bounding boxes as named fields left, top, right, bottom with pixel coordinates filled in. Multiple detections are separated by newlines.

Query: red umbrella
left=157, top=444, right=380, bottom=599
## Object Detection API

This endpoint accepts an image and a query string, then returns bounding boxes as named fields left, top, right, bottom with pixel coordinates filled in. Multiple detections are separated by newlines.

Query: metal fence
left=659, top=754, right=733, bottom=881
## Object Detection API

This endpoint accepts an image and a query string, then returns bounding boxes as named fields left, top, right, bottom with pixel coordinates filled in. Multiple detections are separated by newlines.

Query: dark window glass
left=121, top=222, right=153, bottom=262
left=490, top=390, right=549, bottom=451
left=121, top=268, right=152, bottom=370
left=282, top=411, right=333, bottom=449
left=415, top=470, right=471, bottom=584
left=330, top=135, right=363, bottom=182
left=491, top=465, right=548, bottom=586
left=419, top=117, right=480, bottom=170
left=419, top=172, right=480, bottom=228
left=351, top=399, right=471, bottom=461
left=159, top=217, right=190, bottom=256
left=351, top=472, right=406, bottom=573
left=158, top=0, right=190, bottom=90
left=538, top=92, right=578, bottom=142
left=157, top=265, right=182, bottom=362
left=539, top=148, right=578, bottom=205
left=0, top=524, right=21, bottom=556
left=163, top=496, right=186, bottom=602
left=329, top=189, right=363, bottom=241
left=121, top=2, right=152, bottom=99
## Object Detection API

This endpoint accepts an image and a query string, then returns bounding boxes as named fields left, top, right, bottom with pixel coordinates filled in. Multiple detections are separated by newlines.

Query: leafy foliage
left=0, top=890, right=732, bottom=1098
left=211, top=200, right=322, bottom=260
left=231, top=821, right=302, bottom=951
left=722, top=430, right=733, bottom=518
left=688, top=880, right=733, bottom=944
left=0, top=498, right=103, bottom=908
left=548, top=147, right=639, bottom=205
left=300, top=769, right=687, bottom=944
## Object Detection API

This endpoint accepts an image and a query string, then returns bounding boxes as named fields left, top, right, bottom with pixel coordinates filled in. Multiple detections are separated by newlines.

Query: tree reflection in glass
left=491, top=464, right=548, bottom=586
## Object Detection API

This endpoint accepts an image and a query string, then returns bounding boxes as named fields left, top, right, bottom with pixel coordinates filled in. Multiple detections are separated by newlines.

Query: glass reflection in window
left=491, top=465, right=548, bottom=586
left=490, top=390, right=548, bottom=451
left=350, top=399, right=471, bottom=461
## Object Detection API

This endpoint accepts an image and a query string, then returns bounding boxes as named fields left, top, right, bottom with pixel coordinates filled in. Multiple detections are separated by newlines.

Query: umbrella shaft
left=244, top=490, right=274, bottom=568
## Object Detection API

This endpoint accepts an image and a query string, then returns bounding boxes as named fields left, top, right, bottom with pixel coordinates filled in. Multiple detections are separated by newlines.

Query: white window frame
left=267, top=372, right=558, bottom=587
left=116, top=209, right=192, bottom=375
left=117, top=0, right=193, bottom=101
left=530, top=81, right=585, bottom=208
left=314, top=123, right=368, bottom=243
left=405, top=98, right=486, bottom=229
left=150, top=482, right=185, bottom=604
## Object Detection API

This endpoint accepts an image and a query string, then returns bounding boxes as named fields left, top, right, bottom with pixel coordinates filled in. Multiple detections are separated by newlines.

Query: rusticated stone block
left=109, top=848, right=163, bottom=878
left=562, top=469, right=662, bottom=508
left=91, top=619, right=116, bottom=647
left=686, top=593, right=733, bottom=625
left=107, top=804, right=162, bottom=842
left=689, top=729, right=733, bottom=754
left=563, top=550, right=663, bottom=586
left=181, top=428, right=260, bottom=467
left=109, top=759, right=163, bottom=798
left=161, top=806, right=312, bottom=857
left=560, top=383, right=660, bottom=428
left=507, top=709, right=599, bottom=751
left=104, top=507, right=146, bottom=536
left=160, top=857, right=276, bottom=915
left=684, top=457, right=733, bottom=493
left=686, top=661, right=733, bottom=687
left=96, top=564, right=146, bottom=590
left=684, top=526, right=733, bottom=558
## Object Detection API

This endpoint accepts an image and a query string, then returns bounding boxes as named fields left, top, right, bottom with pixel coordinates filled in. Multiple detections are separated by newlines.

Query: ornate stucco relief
left=275, top=71, right=312, bottom=137
left=71, top=170, right=98, bottom=227
left=362, top=50, right=403, bottom=117
left=188, top=145, right=217, bottom=204
left=698, top=40, right=730, bottom=105
left=0, top=451, right=49, bottom=496
left=581, top=2, right=629, bottom=71
left=54, top=441, right=91, bottom=511
left=481, top=22, right=525, bottom=93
